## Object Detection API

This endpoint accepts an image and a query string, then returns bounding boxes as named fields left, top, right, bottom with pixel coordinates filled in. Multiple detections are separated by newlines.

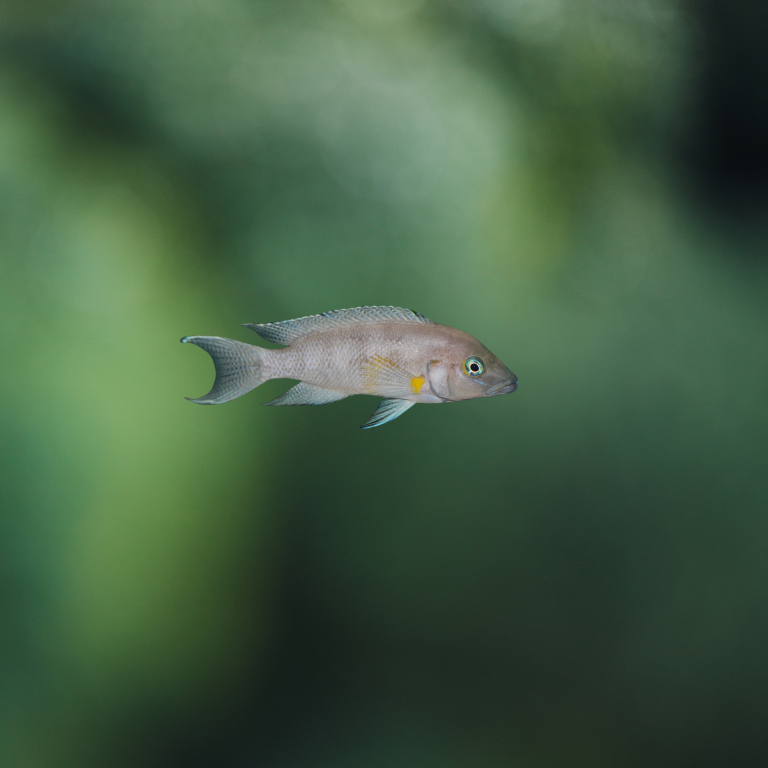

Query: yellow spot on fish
left=410, top=375, right=425, bottom=394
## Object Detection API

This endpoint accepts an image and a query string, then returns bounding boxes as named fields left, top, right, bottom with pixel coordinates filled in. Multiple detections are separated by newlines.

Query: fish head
left=426, top=331, right=517, bottom=401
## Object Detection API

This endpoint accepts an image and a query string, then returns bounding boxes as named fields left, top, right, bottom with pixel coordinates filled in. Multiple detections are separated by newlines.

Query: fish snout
left=486, top=374, right=518, bottom=396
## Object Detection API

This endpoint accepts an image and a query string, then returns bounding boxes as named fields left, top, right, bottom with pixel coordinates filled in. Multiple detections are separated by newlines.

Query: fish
left=181, top=306, right=517, bottom=429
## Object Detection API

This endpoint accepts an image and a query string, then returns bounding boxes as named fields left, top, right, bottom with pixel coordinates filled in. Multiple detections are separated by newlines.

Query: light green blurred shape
left=0, top=72, right=272, bottom=767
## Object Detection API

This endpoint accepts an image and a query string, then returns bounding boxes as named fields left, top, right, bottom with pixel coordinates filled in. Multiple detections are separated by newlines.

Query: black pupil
left=470, top=363, right=479, bottom=372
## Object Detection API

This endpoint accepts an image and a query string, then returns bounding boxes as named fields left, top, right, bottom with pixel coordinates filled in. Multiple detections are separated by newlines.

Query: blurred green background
left=1, top=1, right=767, bottom=766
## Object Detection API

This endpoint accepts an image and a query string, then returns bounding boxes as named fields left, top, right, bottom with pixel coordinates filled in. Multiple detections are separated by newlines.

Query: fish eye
left=463, top=356, right=484, bottom=377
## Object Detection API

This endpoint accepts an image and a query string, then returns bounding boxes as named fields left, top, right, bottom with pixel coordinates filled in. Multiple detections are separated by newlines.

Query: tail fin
left=181, top=336, right=267, bottom=404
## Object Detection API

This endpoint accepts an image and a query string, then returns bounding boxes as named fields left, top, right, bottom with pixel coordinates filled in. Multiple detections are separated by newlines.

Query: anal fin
left=264, top=382, right=349, bottom=406
left=361, top=398, right=415, bottom=429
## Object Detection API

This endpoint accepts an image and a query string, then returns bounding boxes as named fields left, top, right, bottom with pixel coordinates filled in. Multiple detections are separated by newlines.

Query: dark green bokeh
left=1, top=2, right=767, bottom=766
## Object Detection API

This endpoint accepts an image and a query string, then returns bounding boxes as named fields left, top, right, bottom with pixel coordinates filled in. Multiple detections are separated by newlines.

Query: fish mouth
left=486, top=376, right=518, bottom=396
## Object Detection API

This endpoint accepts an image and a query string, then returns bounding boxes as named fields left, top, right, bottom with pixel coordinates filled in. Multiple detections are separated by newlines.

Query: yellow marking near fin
left=410, top=375, right=425, bottom=394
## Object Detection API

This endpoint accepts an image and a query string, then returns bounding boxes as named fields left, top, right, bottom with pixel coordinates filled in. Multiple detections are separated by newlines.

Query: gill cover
left=427, top=360, right=453, bottom=400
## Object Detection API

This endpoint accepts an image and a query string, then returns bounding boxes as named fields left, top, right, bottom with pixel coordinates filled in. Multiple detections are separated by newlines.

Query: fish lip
left=486, top=377, right=518, bottom=396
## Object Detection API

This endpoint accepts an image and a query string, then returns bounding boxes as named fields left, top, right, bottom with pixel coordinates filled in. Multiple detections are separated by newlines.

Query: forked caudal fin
left=181, top=336, right=267, bottom=404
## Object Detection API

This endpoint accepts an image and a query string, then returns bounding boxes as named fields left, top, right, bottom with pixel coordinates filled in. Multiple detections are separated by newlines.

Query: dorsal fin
left=244, top=306, right=433, bottom=346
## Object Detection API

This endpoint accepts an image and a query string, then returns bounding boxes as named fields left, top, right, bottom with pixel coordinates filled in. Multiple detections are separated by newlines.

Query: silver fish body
left=182, top=306, right=517, bottom=428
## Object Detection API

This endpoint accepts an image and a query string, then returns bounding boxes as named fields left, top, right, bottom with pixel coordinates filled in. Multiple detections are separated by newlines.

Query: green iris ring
left=463, top=356, right=484, bottom=377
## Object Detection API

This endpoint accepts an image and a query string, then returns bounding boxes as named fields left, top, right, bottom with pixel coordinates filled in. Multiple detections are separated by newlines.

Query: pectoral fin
left=360, top=398, right=415, bottom=429
left=264, top=382, right=349, bottom=406
left=362, top=355, right=423, bottom=398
